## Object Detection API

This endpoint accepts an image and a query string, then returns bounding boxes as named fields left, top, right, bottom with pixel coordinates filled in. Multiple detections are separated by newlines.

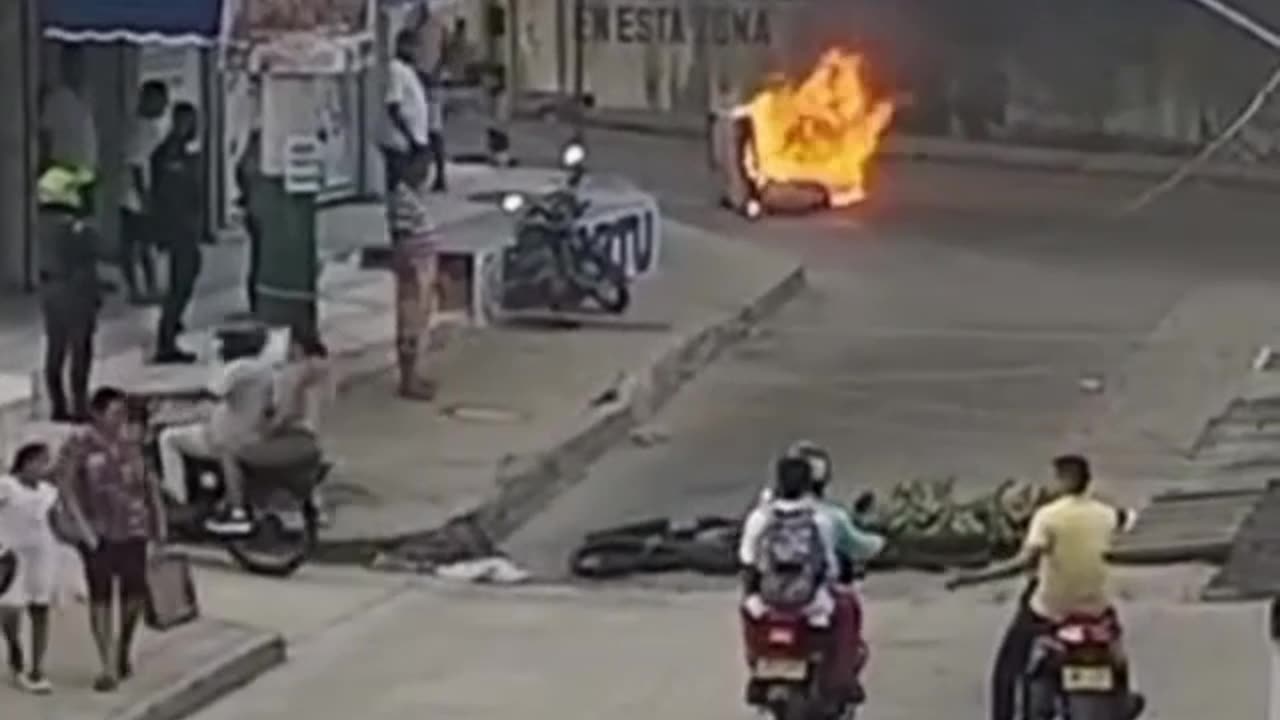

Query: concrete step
left=1112, top=488, right=1263, bottom=565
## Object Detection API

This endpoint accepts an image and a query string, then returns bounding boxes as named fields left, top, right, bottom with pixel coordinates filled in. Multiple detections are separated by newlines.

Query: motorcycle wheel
left=1023, top=677, right=1058, bottom=720
left=1065, top=693, right=1122, bottom=720
left=769, top=693, right=810, bottom=720
left=225, top=486, right=318, bottom=577
left=573, top=248, right=630, bottom=313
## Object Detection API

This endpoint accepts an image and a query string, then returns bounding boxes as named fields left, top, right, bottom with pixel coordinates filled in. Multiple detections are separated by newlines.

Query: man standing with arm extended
left=150, top=103, right=205, bottom=364
left=382, top=29, right=431, bottom=194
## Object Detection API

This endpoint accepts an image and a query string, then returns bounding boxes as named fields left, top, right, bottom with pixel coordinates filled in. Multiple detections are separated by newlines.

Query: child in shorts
left=0, top=443, right=59, bottom=694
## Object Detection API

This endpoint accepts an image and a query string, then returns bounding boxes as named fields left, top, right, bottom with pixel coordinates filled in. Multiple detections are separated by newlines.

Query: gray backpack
left=757, top=505, right=826, bottom=610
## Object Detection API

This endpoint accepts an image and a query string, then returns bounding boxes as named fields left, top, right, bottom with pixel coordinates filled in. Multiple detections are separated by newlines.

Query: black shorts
left=80, top=539, right=148, bottom=604
left=120, top=209, right=153, bottom=248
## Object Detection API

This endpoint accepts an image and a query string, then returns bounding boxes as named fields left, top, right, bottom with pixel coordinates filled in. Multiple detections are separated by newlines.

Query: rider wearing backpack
left=738, top=455, right=838, bottom=627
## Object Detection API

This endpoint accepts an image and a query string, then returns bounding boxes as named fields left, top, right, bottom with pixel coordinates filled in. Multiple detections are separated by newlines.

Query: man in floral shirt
left=57, top=387, right=166, bottom=692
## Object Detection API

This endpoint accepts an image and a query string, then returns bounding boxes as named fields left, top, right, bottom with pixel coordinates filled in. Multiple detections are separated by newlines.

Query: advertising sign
left=221, top=0, right=376, bottom=74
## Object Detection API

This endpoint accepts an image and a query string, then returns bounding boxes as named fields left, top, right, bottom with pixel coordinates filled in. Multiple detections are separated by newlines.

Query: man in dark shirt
left=150, top=103, right=204, bottom=364
left=36, top=165, right=101, bottom=421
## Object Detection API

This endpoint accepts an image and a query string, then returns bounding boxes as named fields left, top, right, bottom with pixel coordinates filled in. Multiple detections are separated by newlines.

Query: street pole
left=572, top=0, right=584, bottom=131
left=1271, top=596, right=1280, bottom=720
left=255, top=74, right=321, bottom=340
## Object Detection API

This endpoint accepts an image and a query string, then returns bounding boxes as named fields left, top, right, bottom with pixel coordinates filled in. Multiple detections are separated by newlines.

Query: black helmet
left=786, top=440, right=832, bottom=489
left=773, top=456, right=813, bottom=500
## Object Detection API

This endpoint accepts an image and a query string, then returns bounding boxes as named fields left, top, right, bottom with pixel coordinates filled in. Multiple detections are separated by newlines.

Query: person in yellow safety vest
left=36, top=165, right=102, bottom=421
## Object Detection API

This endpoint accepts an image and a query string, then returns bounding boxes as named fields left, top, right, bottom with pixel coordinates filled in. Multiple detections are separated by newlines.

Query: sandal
left=398, top=378, right=438, bottom=402
left=93, top=674, right=118, bottom=693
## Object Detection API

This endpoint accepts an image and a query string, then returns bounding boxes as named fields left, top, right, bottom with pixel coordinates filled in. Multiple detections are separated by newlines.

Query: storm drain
left=1204, top=480, right=1280, bottom=601
left=1109, top=487, right=1263, bottom=565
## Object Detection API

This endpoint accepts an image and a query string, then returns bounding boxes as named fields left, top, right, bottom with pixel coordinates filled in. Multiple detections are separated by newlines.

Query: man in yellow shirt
left=947, top=455, right=1141, bottom=720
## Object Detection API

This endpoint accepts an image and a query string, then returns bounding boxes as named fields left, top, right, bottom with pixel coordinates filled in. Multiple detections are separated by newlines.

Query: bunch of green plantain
left=851, top=478, right=1053, bottom=562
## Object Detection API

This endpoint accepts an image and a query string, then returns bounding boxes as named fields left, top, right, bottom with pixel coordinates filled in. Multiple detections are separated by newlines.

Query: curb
left=574, top=110, right=1280, bottom=191
left=313, top=262, right=808, bottom=563
left=472, top=264, right=808, bottom=542
left=115, top=632, right=286, bottom=720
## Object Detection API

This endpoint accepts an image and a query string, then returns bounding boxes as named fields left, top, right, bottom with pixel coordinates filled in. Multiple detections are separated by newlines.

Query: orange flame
left=742, top=49, right=895, bottom=207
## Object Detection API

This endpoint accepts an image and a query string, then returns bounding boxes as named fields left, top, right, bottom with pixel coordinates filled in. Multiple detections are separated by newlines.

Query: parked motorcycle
left=493, top=142, right=630, bottom=314
left=743, top=608, right=861, bottom=720
left=1024, top=611, right=1145, bottom=720
left=140, top=407, right=328, bottom=577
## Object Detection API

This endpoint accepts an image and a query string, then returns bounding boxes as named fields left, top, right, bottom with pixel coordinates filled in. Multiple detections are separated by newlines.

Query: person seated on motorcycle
left=784, top=440, right=886, bottom=581
left=157, top=327, right=274, bottom=536
left=786, top=441, right=883, bottom=703
left=738, top=455, right=838, bottom=629
left=947, top=455, right=1144, bottom=718
left=236, top=329, right=331, bottom=472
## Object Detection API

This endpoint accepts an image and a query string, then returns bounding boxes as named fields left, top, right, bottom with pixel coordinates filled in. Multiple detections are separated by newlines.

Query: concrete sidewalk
left=315, top=218, right=803, bottom=557
left=0, top=603, right=283, bottom=720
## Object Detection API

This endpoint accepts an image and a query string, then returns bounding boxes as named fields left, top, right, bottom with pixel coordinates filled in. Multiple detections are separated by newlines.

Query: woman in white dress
left=0, top=443, right=59, bottom=694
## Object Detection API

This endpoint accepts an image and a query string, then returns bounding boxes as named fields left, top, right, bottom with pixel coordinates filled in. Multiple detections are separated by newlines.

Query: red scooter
left=1024, top=610, right=1145, bottom=720
left=742, top=591, right=865, bottom=720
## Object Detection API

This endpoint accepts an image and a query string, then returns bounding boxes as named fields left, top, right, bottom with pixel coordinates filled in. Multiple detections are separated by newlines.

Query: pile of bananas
left=851, top=478, right=1053, bottom=568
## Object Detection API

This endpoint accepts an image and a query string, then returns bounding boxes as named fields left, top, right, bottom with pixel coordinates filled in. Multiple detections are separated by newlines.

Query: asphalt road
left=188, top=128, right=1278, bottom=720
left=191, top=565, right=1266, bottom=720
left=503, top=126, right=1280, bottom=581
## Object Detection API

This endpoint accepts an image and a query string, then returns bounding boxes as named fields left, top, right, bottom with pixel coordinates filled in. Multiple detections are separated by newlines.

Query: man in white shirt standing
left=40, top=46, right=99, bottom=184
left=119, top=81, right=169, bottom=305
left=382, top=29, right=431, bottom=194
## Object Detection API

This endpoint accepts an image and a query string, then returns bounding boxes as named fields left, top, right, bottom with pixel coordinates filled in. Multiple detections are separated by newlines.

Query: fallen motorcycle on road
left=568, top=478, right=1052, bottom=580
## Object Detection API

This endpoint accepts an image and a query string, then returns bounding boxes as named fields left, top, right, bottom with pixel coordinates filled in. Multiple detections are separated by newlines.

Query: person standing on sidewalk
left=40, top=45, right=99, bottom=197
left=36, top=165, right=102, bottom=422
left=55, top=387, right=167, bottom=693
left=0, top=443, right=59, bottom=694
left=119, top=81, right=169, bottom=305
left=237, top=127, right=264, bottom=314
left=382, top=29, right=431, bottom=193
left=151, top=103, right=205, bottom=364
left=390, top=150, right=440, bottom=400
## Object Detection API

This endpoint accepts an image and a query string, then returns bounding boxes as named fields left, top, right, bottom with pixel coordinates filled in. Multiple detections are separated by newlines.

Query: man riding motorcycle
left=946, top=454, right=1144, bottom=719
left=785, top=441, right=884, bottom=703
left=740, top=456, right=838, bottom=628
left=739, top=452, right=870, bottom=708
left=783, top=441, right=886, bottom=582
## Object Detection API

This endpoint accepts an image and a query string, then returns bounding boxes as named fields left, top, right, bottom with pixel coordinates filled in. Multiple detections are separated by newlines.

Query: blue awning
left=43, top=0, right=223, bottom=46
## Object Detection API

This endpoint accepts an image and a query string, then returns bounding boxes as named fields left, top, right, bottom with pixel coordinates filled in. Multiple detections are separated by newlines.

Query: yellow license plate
left=1061, top=665, right=1114, bottom=691
left=753, top=658, right=808, bottom=681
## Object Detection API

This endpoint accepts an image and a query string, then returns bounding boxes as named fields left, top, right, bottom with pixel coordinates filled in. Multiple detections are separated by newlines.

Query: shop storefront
left=0, top=0, right=378, bottom=293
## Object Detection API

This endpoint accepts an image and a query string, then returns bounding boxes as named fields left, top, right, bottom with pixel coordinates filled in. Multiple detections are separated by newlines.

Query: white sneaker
left=205, top=507, right=254, bottom=536
left=20, top=673, right=52, bottom=694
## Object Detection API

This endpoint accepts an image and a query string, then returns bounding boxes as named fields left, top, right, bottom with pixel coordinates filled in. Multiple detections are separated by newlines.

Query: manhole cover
left=442, top=404, right=526, bottom=424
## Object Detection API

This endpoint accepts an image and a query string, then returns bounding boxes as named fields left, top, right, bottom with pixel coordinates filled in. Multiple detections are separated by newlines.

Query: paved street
left=506, top=126, right=1280, bottom=578
left=8, top=125, right=1277, bottom=719
left=186, top=564, right=1265, bottom=720
left=142, top=128, right=1278, bottom=720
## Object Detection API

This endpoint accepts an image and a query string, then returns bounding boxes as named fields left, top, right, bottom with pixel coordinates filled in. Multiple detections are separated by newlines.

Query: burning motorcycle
left=1024, top=611, right=1145, bottom=720
left=742, top=606, right=861, bottom=720
left=493, top=142, right=630, bottom=315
